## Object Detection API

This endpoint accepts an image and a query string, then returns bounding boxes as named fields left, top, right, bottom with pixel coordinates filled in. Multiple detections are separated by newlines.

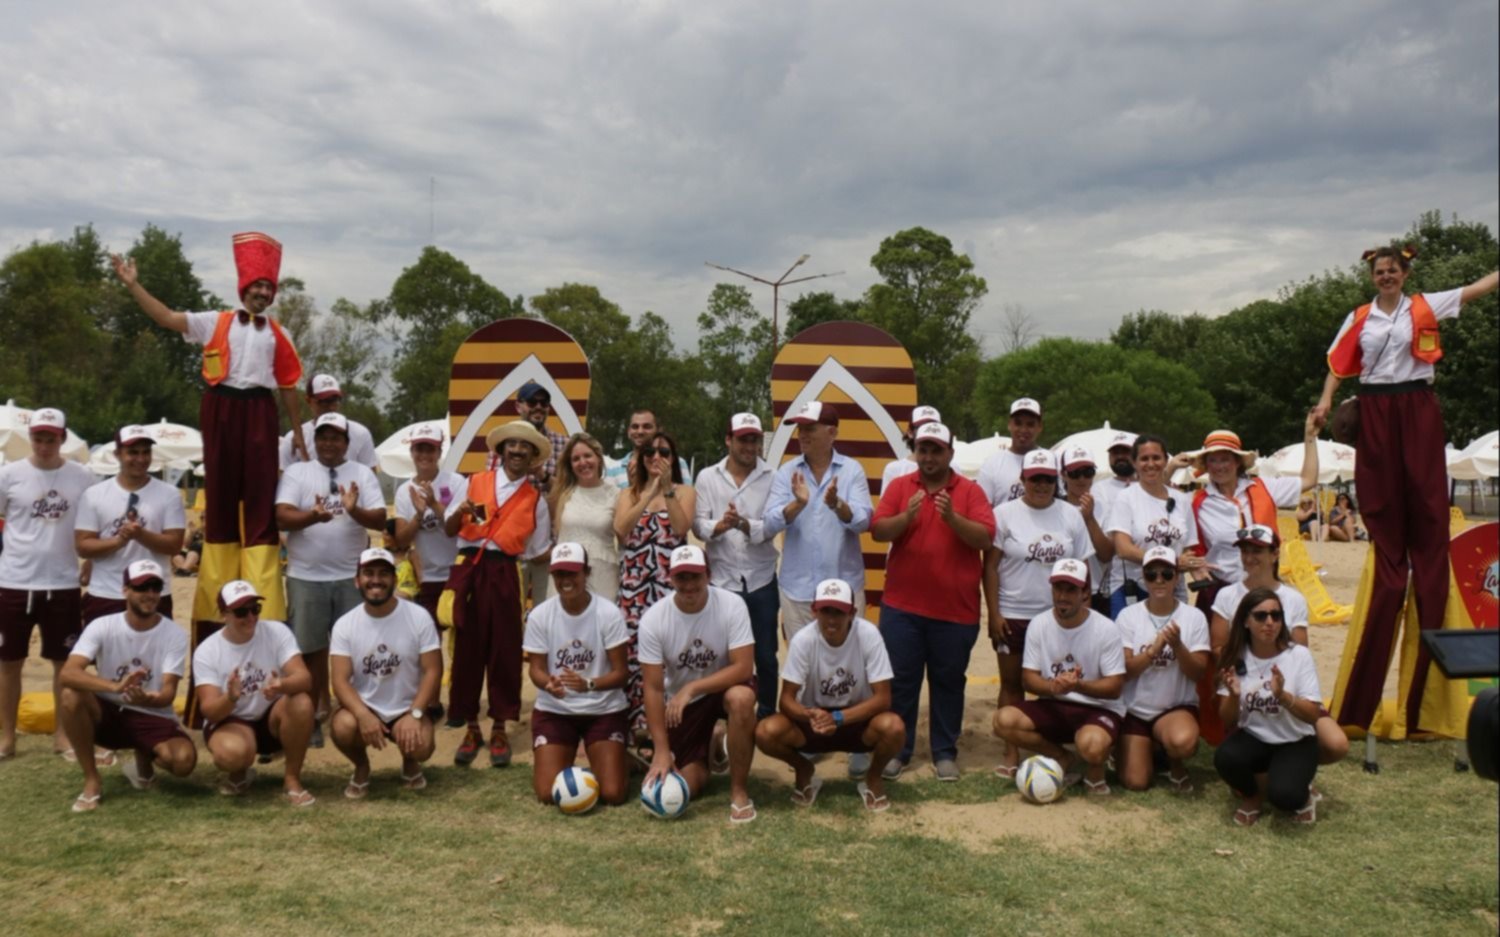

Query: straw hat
left=1186, top=429, right=1256, bottom=472
left=484, top=420, right=552, bottom=468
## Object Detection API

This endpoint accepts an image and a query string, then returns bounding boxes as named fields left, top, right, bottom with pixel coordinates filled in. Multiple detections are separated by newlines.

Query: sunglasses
left=1143, top=568, right=1176, bottom=583
left=1236, top=528, right=1275, bottom=546
left=328, top=465, right=339, bottom=496
left=649, top=447, right=674, bottom=458
left=1065, top=468, right=1096, bottom=480
left=126, top=491, right=140, bottom=519
left=1025, top=474, right=1058, bottom=485
left=1250, top=609, right=1284, bottom=623
left=130, top=581, right=165, bottom=593
left=231, top=603, right=263, bottom=618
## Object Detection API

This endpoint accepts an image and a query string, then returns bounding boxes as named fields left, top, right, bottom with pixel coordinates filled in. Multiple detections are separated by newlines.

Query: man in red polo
left=871, top=421, right=995, bottom=781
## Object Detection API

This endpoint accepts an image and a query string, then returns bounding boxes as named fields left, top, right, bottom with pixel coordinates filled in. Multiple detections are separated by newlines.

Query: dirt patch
left=869, top=798, right=1162, bottom=854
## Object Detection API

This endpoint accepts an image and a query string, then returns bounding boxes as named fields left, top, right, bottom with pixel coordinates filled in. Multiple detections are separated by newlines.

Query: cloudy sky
left=4, top=1, right=1496, bottom=350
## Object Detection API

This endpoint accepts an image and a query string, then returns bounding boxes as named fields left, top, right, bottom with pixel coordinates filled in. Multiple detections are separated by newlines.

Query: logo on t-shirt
left=1049, top=653, right=1078, bottom=678
left=113, top=657, right=153, bottom=685
left=819, top=666, right=858, bottom=700
left=321, top=493, right=346, bottom=516
left=361, top=642, right=402, bottom=677
left=30, top=489, right=71, bottom=521
left=1026, top=533, right=1067, bottom=565
left=1145, top=517, right=1183, bottom=548
left=1139, top=642, right=1176, bottom=667
left=676, top=638, right=718, bottom=672
left=554, top=638, right=596, bottom=672
left=1006, top=482, right=1024, bottom=502
left=239, top=663, right=271, bottom=697
left=1244, top=678, right=1281, bottom=715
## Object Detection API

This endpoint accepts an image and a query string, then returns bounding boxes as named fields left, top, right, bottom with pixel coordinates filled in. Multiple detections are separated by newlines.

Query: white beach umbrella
left=375, top=420, right=450, bottom=480
left=0, top=400, right=90, bottom=463
left=1264, top=439, right=1356, bottom=485
left=953, top=434, right=1011, bottom=480
left=1050, top=421, right=1140, bottom=470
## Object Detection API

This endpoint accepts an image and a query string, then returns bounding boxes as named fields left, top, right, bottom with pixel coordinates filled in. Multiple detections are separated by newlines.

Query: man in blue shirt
left=763, top=402, right=872, bottom=637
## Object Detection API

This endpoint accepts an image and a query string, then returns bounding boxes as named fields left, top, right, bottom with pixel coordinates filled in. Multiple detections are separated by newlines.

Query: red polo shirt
left=874, top=469, right=994, bottom=624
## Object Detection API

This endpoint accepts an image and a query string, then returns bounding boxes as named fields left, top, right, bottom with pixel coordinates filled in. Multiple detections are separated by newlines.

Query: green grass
left=0, top=740, right=1495, bottom=936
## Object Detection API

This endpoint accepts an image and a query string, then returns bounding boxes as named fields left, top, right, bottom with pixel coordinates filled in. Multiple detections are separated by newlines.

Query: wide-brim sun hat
left=485, top=420, right=552, bottom=468
left=1186, top=429, right=1256, bottom=473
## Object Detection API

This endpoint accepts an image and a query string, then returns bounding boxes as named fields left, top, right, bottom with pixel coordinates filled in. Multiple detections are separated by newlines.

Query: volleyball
left=640, top=771, right=690, bottom=819
left=1017, top=755, right=1065, bottom=804
left=551, top=767, right=601, bottom=814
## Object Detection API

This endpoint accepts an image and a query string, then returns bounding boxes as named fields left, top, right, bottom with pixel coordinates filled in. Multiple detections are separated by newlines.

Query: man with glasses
left=76, top=425, right=187, bottom=624
left=278, top=374, right=379, bottom=469
left=275, top=413, right=385, bottom=746
left=192, top=580, right=316, bottom=806
left=0, top=407, right=97, bottom=760
left=58, top=559, right=195, bottom=811
left=514, top=381, right=569, bottom=606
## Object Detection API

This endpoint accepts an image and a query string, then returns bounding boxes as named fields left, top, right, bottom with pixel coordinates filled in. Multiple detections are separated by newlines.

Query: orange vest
left=1326, top=294, right=1441, bottom=379
left=456, top=472, right=540, bottom=555
left=201, top=311, right=304, bottom=389
left=1191, top=479, right=1278, bottom=554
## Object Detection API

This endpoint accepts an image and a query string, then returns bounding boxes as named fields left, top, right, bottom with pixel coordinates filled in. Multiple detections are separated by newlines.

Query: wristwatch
left=585, top=677, right=597, bottom=692
left=832, top=709, right=845, bottom=727
left=409, top=707, right=424, bottom=721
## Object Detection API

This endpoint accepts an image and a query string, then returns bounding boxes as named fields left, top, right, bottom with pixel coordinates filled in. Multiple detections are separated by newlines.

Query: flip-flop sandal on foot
left=856, top=782, right=891, bottom=813
left=71, top=792, right=102, bottom=813
left=729, top=800, right=757, bottom=824
left=401, top=770, right=428, bottom=791
left=283, top=788, right=317, bottom=808
left=344, top=776, right=371, bottom=800
left=790, top=778, right=823, bottom=807
left=1233, top=807, right=1261, bottom=827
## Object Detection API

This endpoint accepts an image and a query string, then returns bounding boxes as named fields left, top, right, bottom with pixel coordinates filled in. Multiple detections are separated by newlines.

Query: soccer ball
left=640, top=771, right=691, bottom=819
left=551, top=767, right=601, bottom=814
left=1017, top=755, right=1064, bottom=804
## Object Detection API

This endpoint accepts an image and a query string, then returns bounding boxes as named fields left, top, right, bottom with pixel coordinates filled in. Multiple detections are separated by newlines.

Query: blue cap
left=518, top=381, right=549, bottom=402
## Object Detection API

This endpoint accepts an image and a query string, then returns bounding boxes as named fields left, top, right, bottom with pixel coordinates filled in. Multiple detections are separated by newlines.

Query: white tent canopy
left=953, top=434, right=1010, bottom=480
left=1263, top=439, right=1356, bottom=485
left=375, top=420, right=451, bottom=480
left=141, top=418, right=203, bottom=466
left=0, top=399, right=90, bottom=464
left=1050, top=421, right=1140, bottom=470
left=1448, top=431, right=1499, bottom=481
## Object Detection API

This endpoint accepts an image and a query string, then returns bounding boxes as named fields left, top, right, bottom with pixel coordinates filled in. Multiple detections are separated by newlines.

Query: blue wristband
left=832, top=709, right=844, bottom=726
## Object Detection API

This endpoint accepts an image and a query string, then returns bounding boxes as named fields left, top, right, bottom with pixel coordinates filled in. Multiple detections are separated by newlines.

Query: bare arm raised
left=111, top=254, right=188, bottom=334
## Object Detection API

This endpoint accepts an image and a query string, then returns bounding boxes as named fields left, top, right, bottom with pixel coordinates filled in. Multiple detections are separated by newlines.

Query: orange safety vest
left=201, top=311, right=304, bottom=389
left=456, top=472, right=540, bottom=556
left=1326, top=294, right=1441, bottom=379
left=1191, top=479, right=1278, bottom=555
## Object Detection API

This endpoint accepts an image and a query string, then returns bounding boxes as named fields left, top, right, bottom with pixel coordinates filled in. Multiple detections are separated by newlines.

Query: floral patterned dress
left=617, top=509, right=683, bottom=733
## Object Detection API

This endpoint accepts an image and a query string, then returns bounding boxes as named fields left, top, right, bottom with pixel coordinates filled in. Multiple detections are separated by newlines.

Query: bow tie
left=237, top=310, right=268, bottom=330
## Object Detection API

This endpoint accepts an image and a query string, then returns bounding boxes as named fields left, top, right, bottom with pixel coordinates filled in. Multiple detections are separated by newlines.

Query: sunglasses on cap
left=230, top=602, right=263, bottom=619
left=1236, top=528, right=1275, bottom=546
left=1143, top=568, right=1176, bottom=583
left=1065, top=467, right=1095, bottom=480
left=1250, top=609, right=1284, bottom=623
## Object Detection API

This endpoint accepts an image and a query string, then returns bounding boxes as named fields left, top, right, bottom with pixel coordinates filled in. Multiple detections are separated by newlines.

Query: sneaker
left=454, top=727, right=482, bottom=766
left=309, top=723, right=325, bottom=750
left=488, top=730, right=512, bottom=768
left=444, top=713, right=465, bottom=729
left=934, top=758, right=960, bottom=782
left=881, top=758, right=906, bottom=781
left=847, top=752, right=872, bottom=779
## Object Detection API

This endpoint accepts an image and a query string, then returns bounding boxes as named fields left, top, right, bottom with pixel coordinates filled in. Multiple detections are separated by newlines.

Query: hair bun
left=1360, top=249, right=1379, bottom=261
left=1400, top=244, right=1419, bottom=260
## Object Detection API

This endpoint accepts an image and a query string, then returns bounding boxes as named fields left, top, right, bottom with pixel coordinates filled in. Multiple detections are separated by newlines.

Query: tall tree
left=784, top=290, right=863, bottom=339
left=696, top=283, right=773, bottom=426
left=531, top=283, right=639, bottom=452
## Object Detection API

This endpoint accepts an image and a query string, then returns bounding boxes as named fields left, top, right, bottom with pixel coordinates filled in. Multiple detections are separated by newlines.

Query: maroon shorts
left=0, top=586, right=82, bottom=662
left=94, top=698, right=190, bottom=753
left=1121, top=704, right=1199, bottom=739
left=997, top=617, right=1030, bottom=656
left=531, top=708, right=629, bottom=750
left=792, top=716, right=874, bottom=754
left=82, top=594, right=174, bottom=626
left=203, top=711, right=282, bottom=755
left=1015, top=699, right=1122, bottom=745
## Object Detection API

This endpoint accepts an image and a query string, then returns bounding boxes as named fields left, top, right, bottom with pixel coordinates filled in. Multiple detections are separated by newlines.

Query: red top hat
left=232, top=232, right=283, bottom=301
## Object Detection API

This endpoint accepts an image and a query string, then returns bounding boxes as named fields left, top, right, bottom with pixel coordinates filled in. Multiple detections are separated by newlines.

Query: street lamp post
left=704, top=254, right=843, bottom=351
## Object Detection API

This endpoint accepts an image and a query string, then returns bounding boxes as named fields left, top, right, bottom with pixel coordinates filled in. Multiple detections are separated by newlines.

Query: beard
left=1110, top=458, right=1134, bottom=477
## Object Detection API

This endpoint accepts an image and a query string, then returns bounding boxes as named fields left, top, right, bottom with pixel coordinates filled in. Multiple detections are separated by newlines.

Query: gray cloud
left=2, top=0, right=1495, bottom=353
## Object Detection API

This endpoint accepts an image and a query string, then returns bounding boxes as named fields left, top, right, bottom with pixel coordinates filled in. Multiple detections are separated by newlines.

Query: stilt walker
left=111, top=234, right=306, bottom=725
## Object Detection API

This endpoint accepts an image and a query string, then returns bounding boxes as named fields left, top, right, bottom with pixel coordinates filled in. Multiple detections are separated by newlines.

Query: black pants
left=1214, top=732, right=1318, bottom=812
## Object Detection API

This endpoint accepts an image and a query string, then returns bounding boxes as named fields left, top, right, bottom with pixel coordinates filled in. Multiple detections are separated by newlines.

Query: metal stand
left=1363, top=733, right=1380, bottom=774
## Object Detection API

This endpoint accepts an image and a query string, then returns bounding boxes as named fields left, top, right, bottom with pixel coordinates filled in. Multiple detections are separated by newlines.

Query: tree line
left=0, top=212, right=1493, bottom=468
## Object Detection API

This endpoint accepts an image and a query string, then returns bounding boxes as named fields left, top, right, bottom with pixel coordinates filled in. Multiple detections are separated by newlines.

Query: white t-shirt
left=192, top=620, right=302, bottom=722
left=977, top=448, right=1028, bottom=508
left=782, top=618, right=893, bottom=711
left=881, top=457, right=917, bottom=491
left=329, top=600, right=441, bottom=721
left=1193, top=476, right=1303, bottom=584
left=1326, top=288, right=1463, bottom=385
left=183, top=310, right=287, bottom=391
left=71, top=613, right=188, bottom=720
left=276, top=459, right=385, bottom=581
left=1219, top=644, right=1321, bottom=744
left=522, top=594, right=629, bottom=717
left=1105, top=484, right=1199, bottom=594
left=1116, top=601, right=1210, bottom=720
left=75, top=477, right=187, bottom=600
left=1022, top=609, right=1127, bottom=716
left=1092, top=476, right=1132, bottom=595
left=993, top=498, right=1096, bottom=619
left=279, top=420, right=379, bottom=470
left=0, top=459, right=96, bottom=590
left=1212, top=582, right=1312, bottom=631
left=395, top=471, right=466, bottom=584
left=636, top=587, right=754, bottom=704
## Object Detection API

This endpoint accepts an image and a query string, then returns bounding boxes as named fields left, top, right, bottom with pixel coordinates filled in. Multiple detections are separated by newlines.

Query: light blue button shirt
left=762, top=450, right=872, bottom=601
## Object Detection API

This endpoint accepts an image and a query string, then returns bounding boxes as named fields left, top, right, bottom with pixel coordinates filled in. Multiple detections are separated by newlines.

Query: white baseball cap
left=218, top=580, right=264, bottom=610
left=1061, top=446, right=1095, bottom=471
left=914, top=422, right=954, bottom=449
left=358, top=547, right=397, bottom=569
left=407, top=423, right=444, bottom=446
left=787, top=401, right=839, bottom=427
left=123, top=559, right=166, bottom=589
left=1010, top=398, right=1042, bottom=418
left=729, top=413, right=763, bottom=438
left=29, top=407, right=66, bottom=434
left=313, top=412, right=350, bottom=436
left=1142, top=546, right=1177, bottom=569
left=1235, top=524, right=1279, bottom=548
left=668, top=544, right=707, bottom=574
left=1049, top=558, right=1090, bottom=588
left=308, top=374, right=343, bottom=400
left=1106, top=431, right=1138, bottom=451
left=811, top=579, right=854, bottom=613
left=1021, top=449, right=1059, bottom=478
left=909, top=405, right=941, bottom=430
left=550, top=541, right=588, bottom=572
left=115, top=424, right=154, bottom=448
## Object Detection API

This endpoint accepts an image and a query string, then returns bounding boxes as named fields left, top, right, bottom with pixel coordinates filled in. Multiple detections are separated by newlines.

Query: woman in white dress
left=549, top=434, right=621, bottom=601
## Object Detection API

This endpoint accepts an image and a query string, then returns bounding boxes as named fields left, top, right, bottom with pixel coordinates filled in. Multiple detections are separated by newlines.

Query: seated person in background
left=754, top=579, right=905, bottom=812
left=173, top=522, right=203, bottom=576
left=992, top=559, right=1125, bottom=796
left=1295, top=497, right=1319, bottom=541
left=1324, top=492, right=1362, bottom=542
